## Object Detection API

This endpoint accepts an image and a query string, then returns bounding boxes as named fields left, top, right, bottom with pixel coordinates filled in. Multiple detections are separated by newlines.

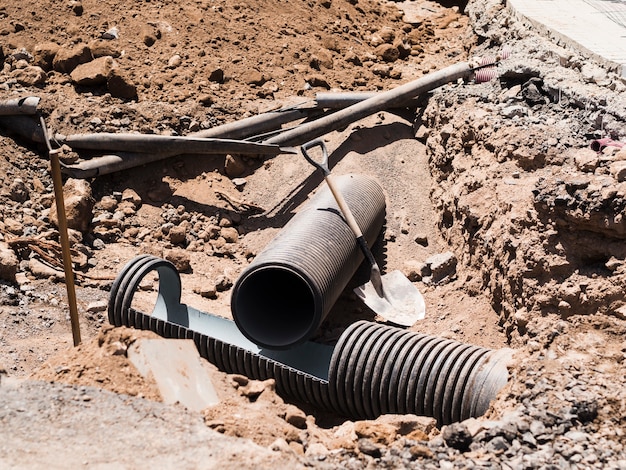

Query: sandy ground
left=1, top=0, right=625, bottom=467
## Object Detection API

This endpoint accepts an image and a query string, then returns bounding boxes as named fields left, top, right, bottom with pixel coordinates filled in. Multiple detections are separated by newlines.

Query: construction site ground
left=0, top=0, right=625, bottom=468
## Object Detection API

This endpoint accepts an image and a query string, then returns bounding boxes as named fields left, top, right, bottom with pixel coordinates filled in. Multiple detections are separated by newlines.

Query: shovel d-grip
left=108, top=254, right=513, bottom=425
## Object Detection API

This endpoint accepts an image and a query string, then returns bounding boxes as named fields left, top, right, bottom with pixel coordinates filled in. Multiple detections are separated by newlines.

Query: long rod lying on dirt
left=0, top=96, right=40, bottom=115
left=190, top=105, right=319, bottom=140
left=265, top=61, right=474, bottom=146
left=56, top=133, right=293, bottom=155
left=40, top=117, right=81, bottom=346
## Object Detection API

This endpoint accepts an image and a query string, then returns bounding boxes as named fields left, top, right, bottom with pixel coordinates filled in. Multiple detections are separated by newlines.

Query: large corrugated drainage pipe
left=231, top=174, right=386, bottom=350
left=108, top=255, right=514, bottom=425
left=328, top=320, right=513, bottom=425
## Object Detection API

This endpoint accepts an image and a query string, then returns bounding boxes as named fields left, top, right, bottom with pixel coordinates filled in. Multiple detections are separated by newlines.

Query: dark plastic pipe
left=109, top=255, right=513, bottom=424
left=231, top=174, right=386, bottom=349
left=328, top=321, right=513, bottom=425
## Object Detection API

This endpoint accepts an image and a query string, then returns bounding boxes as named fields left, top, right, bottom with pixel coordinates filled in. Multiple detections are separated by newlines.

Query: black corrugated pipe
left=231, top=174, right=386, bottom=350
left=328, top=321, right=513, bottom=425
left=108, top=255, right=514, bottom=425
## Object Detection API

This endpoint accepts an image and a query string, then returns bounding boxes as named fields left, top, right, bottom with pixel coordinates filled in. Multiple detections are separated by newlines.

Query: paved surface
left=507, top=0, right=626, bottom=77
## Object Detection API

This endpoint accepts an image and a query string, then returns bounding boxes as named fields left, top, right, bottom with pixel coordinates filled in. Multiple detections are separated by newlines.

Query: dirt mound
left=1, top=0, right=626, bottom=467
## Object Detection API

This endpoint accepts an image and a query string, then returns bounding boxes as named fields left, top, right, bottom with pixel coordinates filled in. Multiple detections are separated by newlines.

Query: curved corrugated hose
left=231, top=174, right=386, bottom=349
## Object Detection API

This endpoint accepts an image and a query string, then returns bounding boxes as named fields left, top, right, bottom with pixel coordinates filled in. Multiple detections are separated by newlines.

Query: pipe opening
left=233, top=266, right=318, bottom=349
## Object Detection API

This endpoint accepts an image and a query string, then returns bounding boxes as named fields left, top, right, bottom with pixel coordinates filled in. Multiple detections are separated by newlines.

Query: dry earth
left=0, top=0, right=625, bottom=468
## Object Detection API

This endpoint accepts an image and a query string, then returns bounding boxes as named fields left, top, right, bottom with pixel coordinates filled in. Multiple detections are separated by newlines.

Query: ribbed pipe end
left=232, top=174, right=386, bottom=349
left=328, top=321, right=513, bottom=425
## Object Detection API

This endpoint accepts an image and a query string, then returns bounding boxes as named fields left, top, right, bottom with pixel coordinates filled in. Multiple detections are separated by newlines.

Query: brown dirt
left=1, top=0, right=626, bottom=467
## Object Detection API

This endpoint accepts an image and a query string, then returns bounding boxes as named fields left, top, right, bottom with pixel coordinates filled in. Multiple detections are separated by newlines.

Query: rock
left=121, top=188, right=142, bottom=208
left=52, top=44, right=92, bottom=74
left=141, top=24, right=160, bottom=47
left=215, top=274, right=233, bottom=292
left=10, top=66, right=47, bottom=86
left=374, top=44, right=400, bottom=62
left=195, top=283, right=217, bottom=299
left=70, top=56, right=114, bottom=86
left=403, top=260, right=425, bottom=282
left=4, top=218, right=24, bottom=236
left=501, top=105, right=528, bottom=119
left=89, top=39, right=121, bottom=58
left=357, top=438, right=382, bottom=458
left=304, top=442, right=329, bottom=458
left=242, top=69, right=266, bottom=86
left=9, top=178, right=29, bottom=202
left=309, top=50, right=333, bottom=70
left=221, top=227, right=239, bottom=243
left=29, top=257, right=64, bottom=280
left=33, top=42, right=60, bottom=70
left=163, top=248, right=191, bottom=272
left=426, top=251, right=457, bottom=283
left=167, top=54, right=182, bottom=68
left=69, top=0, right=83, bottom=16
left=168, top=226, right=187, bottom=245
left=610, top=161, right=626, bottom=182
left=442, top=422, right=472, bottom=452
left=0, top=242, right=18, bottom=283
left=107, top=69, right=137, bottom=100
left=225, top=154, right=246, bottom=177
left=284, top=405, right=307, bottom=429
left=414, top=233, right=428, bottom=246
left=305, top=74, right=330, bottom=89
left=232, top=177, right=247, bottom=191
left=49, top=178, right=94, bottom=232
left=240, top=378, right=274, bottom=399
left=86, top=301, right=107, bottom=313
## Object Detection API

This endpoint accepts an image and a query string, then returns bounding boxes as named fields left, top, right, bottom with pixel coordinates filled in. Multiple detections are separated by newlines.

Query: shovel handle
left=301, top=139, right=364, bottom=239
left=301, top=139, right=330, bottom=176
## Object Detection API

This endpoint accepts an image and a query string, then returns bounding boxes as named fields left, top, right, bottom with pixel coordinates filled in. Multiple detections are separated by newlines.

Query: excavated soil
left=1, top=0, right=625, bottom=468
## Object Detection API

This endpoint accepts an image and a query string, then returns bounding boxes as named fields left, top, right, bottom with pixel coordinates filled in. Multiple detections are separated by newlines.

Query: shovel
left=301, top=139, right=425, bottom=327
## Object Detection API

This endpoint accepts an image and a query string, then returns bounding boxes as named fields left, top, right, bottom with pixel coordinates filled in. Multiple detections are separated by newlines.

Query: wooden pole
left=40, top=117, right=81, bottom=346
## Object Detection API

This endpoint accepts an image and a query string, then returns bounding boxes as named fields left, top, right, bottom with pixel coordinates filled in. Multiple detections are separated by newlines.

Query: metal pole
left=40, top=116, right=81, bottom=346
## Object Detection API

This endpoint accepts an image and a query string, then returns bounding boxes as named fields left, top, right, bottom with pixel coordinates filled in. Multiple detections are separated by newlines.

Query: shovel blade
left=354, top=270, right=425, bottom=327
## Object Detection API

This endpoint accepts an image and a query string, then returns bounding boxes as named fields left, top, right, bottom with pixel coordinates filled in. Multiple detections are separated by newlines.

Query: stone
left=49, top=178, right=95, bottom=232
left=403, top=260, right=425, bottom=282
left=89, top=39, right=121, bottom=58
left=442, top=422, right=472, bottom=452
left=33, top=42, right=60, bottom=71
left=0, top=242, right=18, bottom=283
left=357, top=438, right=382, bottom=458
left=374, top=44, right=400, bottom=62
left=426, top=251, right=457, bottom=283
left=215, top=274, right=233, bottom=291
left=121, top=188, right=142, bottom=208
left=501, top=105, right=528, bottom=119
left=305, top=74, right=330, bottom=89
left=284, top=404, right=307, bottom=429
left=221, top=227, right=239, bottom=243
left=10, top=66, right=47, bottom=86
left=29, top=257, right=64, bottom=280
left=305, top=442, right=329, bottom=458
left=610, top=161, right=626, bottom=182
left=242, top=69, right=265, bottom=86
left=9, top=178, right=29, bottom=202
left=107, top=69, right=137, bottom=100
left=168, top=226, right=187, bottom=245
left=164, top=248, right=191, bottom=272
left=70, top=56, right=114, bottom=86
left=225, top=154, right=246, bottom=177
left=99, top=195, right=118, bottom=212
left=53, top=44, right=92, bottom=73
left=86, top=300, right=108, bottom=313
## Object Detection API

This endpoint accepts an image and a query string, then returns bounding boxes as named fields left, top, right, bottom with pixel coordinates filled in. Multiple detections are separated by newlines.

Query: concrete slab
left=507, top=0, right=626, bottom=77
left=128, top=338, right=219, bottom=412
